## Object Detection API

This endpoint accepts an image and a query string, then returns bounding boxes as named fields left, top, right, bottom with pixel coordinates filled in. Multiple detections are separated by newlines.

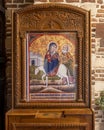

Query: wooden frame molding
left=12, top=123, right=88, bottom=130
left=12, top=3, right=91, bottom=109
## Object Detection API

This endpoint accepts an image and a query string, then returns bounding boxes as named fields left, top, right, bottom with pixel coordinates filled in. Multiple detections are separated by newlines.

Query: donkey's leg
left=46, top=76, right=48, bottom=87
left=42, top=74, right=46, bottom=84
left=57, top=74, right=62, bottom=85
left=65, top=75, right=70, bottom=86
left=59, top=76, right=63, bottom=86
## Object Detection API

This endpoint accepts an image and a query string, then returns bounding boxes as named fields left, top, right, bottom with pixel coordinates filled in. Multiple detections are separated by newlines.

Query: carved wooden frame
left=12, top=3, right=91, bottom=108
left=11, top=123, right=89, bottom=130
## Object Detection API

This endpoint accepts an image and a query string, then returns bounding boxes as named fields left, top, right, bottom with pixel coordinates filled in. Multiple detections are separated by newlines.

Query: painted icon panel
left=26, top=32, right=78, bottom=102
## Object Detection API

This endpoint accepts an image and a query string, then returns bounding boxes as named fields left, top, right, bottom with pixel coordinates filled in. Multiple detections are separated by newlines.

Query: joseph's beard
left=62, top=50, right=68, bottom=54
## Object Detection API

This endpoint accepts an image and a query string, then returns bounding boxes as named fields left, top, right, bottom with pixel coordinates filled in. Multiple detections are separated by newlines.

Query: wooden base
left=6, top=108, right=94, bottom=130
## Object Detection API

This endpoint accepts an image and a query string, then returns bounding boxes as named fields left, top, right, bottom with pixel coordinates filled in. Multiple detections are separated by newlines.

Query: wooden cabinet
left=6, top=3, right=94, bottom=130
left=6, top=109, right=94, bottom=130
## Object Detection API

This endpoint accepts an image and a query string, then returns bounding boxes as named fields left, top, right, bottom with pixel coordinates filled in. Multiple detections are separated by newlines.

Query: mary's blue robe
left=44, top=51, right=59, bottom=76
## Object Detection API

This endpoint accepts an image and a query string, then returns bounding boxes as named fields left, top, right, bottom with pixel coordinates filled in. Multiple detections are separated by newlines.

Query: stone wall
left=5, top=0, right=104, bottom=130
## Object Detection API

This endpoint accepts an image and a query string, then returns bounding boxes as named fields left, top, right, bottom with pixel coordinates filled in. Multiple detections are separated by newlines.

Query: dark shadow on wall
left=0, top=1, right=5, bottom=130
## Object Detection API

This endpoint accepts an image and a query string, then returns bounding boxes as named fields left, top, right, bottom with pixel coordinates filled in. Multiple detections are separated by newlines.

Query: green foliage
left=29, top=65, right=60, bottom=80
left=95, top=91, right=104, bottom=110
left=30, top=65, right=44, bottom=80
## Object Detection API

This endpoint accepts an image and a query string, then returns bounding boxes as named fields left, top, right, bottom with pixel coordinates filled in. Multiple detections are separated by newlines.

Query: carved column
left=20, top=32, right=27, bottom=102
left=77, top=32, right=83, bottom=102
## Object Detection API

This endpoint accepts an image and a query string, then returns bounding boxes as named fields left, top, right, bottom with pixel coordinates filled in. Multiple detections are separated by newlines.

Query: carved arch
left=40, top=18, right=65, bottom=29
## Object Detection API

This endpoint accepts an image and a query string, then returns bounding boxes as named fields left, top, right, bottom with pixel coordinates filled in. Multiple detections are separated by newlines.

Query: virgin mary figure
left=44, top=42, right=59, bottom=77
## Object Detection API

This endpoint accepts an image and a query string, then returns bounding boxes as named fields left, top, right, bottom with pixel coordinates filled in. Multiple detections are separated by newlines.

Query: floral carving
left=19, top=10, right=83, bottom=31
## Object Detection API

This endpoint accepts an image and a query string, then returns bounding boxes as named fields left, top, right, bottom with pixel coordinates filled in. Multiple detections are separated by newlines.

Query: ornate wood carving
left=19, top=10, right=83, bottom=31
left=13, top=3, right=91, bottom=109
left=12, top=123, right=88, bottom=130
left=6, top=3, right=94, bottom=130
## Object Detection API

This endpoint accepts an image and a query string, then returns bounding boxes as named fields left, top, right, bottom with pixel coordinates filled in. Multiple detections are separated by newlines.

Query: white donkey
left=35, top=64, right=70, bottom=87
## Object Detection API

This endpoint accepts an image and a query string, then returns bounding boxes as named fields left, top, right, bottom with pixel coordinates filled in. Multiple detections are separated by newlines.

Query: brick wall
left=5, top=0, right=104, bottom=130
